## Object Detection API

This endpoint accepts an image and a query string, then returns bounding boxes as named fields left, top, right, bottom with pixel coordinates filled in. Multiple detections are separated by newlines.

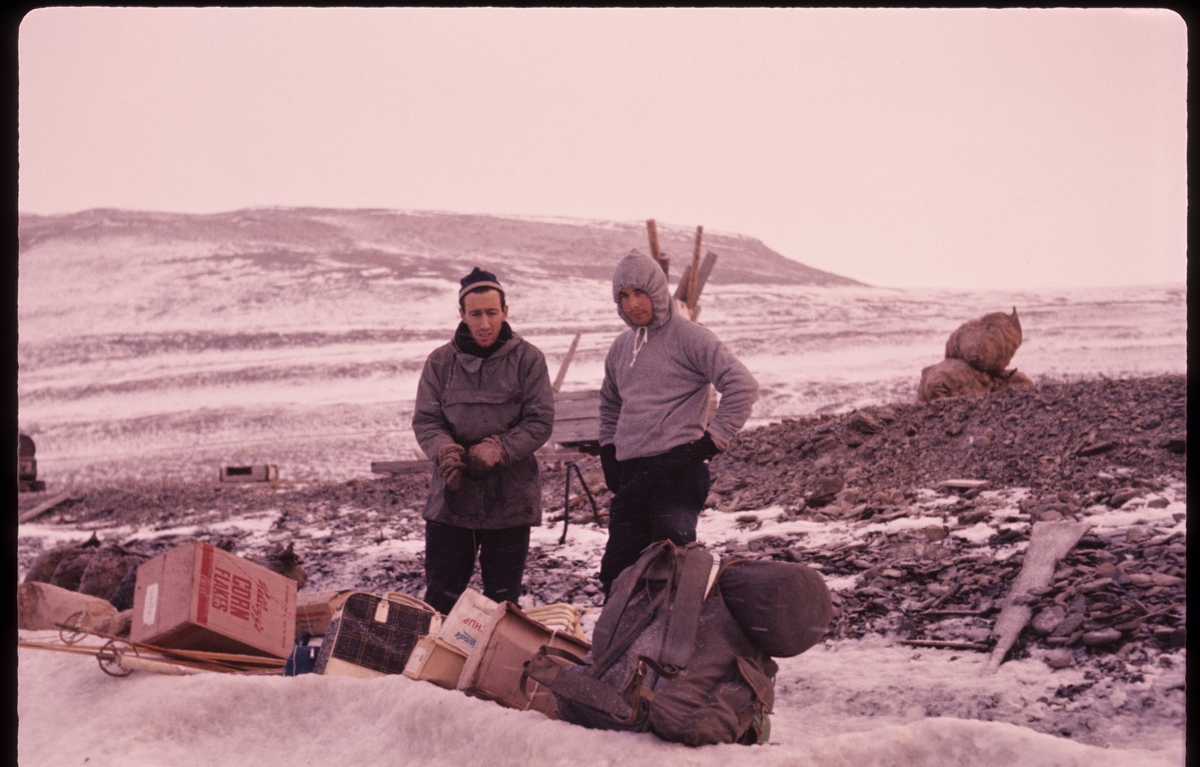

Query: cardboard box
left=402, top=634, right=468, bottom=689
left=457, top=601, right=591, bottom=718
left=295, top=589, right=354, bottom=637
left=131, top=541, right=297, bottom=659
left=437, top=588, right=497, bottom=655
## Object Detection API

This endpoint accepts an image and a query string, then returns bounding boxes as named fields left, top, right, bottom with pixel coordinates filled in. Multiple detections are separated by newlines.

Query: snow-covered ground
left=15, top=638, right=1183, bottom=767
left=18, top=478, right=1187, bottom=766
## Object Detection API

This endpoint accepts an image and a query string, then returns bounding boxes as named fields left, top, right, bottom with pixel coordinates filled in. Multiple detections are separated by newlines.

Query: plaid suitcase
left=314, top=592, right=439, bottom=677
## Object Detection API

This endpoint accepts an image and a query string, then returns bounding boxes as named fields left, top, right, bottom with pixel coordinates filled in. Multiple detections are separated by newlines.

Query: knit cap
left=458, top=267, right=504, bottom=301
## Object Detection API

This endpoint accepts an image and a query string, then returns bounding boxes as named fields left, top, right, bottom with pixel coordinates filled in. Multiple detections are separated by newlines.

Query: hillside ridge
left=17, top=207, right=864, bottom=287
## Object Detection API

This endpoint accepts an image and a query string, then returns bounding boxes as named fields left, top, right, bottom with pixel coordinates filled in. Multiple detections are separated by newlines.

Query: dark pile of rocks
left=708, top=374, right=1186, bottom=512
left=699, top=374, right=1187, bottom=672
left=757, top=518, right=1186, bottom=676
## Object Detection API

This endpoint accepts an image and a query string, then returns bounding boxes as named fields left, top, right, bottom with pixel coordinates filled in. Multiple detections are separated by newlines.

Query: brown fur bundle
left=945, top=307, right=1022, bottom=375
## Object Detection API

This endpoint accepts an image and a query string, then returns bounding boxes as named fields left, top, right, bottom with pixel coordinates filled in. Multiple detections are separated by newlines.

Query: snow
left=18, top=631, right=1182, bottom=767
left=18, top=481, right=1187, bottom=766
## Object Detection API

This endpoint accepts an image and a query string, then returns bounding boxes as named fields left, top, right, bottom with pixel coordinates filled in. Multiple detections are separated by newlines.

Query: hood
left=611, top=249, right=673, bottom=330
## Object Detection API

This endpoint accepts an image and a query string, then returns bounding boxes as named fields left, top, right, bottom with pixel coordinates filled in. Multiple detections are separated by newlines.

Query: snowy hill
left=17, top=206, right=861, bottom=290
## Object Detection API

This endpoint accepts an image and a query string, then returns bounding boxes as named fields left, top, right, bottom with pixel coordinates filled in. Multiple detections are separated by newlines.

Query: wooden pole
left=552, top=332, right=581, bottom=392
left=693, top=251, right=718, bottom=303
left=645, top=219, right=668, bottom=278
left=689, top=226, right=702, bottom=317
left=672, top=265, right=692, bottom=302
left=646, top=219, right=661, bottom=260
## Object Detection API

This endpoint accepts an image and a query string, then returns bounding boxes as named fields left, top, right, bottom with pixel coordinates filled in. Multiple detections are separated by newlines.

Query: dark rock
left=1082, top=628, right=1122, bottom=646
left=807, top=476, right=844, bottom=508
left=850, top=412, right=882, bottom=435
left=1108, top=488, right=1141, bottom=508
left=1032, top=605, right=1067, bottom=635
left=1052, top=614, right=1086, bottom=637
left=1077, top=441, right=1118, bottom=457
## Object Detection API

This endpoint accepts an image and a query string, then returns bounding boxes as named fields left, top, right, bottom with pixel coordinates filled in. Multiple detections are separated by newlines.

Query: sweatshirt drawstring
left=630, top=326, right=649, bottom=367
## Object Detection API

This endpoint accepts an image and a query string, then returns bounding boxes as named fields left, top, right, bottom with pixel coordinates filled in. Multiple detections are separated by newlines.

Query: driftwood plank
left=550, top=421, right=600, bottom=444
left=985, top=520, right=1091, bottom=673
left=18, top=491, right=74, bottom=524
left=939, top=479, right=991, bottom=490
left=899, top=639, right=992, bottom=652
left=370, top=460, right=434, bottom=475
left=554, top=397, right=600, bottom=421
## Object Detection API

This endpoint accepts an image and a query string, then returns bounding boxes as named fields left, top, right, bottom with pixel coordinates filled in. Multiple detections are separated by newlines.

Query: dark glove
left=436, top=443, right=466, bottom=491
left=661, top=433, right=721, bottom=474
left=466, top=435, right=509, bottom=478
left=599, top=443, right=622, bottom=492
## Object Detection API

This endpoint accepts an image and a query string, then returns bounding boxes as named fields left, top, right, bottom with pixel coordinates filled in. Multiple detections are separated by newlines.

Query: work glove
left=436, top=443, right=467, bottom=491
left=466, top=435, right=509, bottom=478
left=599, top=443, right=622, bottom=493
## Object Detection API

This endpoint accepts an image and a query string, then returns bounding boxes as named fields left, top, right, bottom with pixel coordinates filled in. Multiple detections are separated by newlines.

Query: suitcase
left=313, top=592, right=441, bottom=678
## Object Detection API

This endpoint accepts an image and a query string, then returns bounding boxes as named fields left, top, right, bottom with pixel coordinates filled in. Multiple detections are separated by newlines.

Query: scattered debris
left=220, top=465, right=278, bottom=482
left=18, top=491, right=74, bottom=524
left=18, top=432, right=46, bottom=492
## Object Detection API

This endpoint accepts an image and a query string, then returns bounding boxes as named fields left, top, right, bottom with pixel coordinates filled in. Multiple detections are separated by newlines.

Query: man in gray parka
left=412, top=267, right=555, bottom=614
left=597, top=250, right=758, bottom=595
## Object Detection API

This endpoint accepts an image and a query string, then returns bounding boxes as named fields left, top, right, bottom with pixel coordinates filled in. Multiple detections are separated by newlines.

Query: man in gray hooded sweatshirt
left=597, top=249, right=758, bottom=595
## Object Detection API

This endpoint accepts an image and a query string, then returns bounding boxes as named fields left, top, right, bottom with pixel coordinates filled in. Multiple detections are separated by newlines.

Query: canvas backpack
left=522, top=541, right=783, bottom=747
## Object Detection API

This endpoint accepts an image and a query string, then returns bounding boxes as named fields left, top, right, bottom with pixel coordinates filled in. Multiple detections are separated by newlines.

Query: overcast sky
left=17, top=7, right=1187, bottom=289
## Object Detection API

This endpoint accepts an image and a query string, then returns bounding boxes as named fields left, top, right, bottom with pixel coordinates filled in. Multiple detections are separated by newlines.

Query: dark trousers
left=423, top=520, right=530, bottom=615
left=598, top=455, right=711, bottom=596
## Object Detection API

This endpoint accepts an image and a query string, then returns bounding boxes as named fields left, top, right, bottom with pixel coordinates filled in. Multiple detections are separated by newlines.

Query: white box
left=437, top=588, right=497, bottom=655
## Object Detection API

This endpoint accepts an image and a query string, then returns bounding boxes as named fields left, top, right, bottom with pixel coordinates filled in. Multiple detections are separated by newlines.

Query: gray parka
left=412, top=329, right=555, bottom=529
left=599, top=250, right=758, bottom=461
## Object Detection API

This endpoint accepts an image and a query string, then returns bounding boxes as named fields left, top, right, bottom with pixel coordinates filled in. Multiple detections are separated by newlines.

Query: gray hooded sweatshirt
left=599, top=249, right=758, bottom=461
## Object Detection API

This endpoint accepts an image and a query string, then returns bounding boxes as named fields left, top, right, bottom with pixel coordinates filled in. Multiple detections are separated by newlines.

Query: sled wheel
left=59, top=611, right=94, bottom=645
left=97, top=639, right=137, bottom=677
